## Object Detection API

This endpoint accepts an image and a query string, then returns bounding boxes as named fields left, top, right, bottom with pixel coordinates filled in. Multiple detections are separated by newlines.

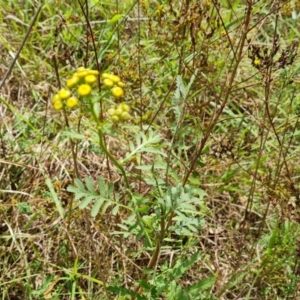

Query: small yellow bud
left=109, top=74, right=121, bottom=83
left=111, top=86, right=124, bottom=98
left=52, top=94, right=61, bottom=103
left=78, top=84, right=92, bottom=96
left=84, top=74, right=97, bottom=84
left=87, top=69, right=99, bottom=76
left=117, top=81, right=125, bottom=87
left=77, top=70, right=89, bottom=78
left=66, top=97, right=79, bottom=108
left=58, top=88, right=71, bottom=99
left=53, top=100, right=63, bottom=110
left=121, top=111, right=131, bottom=120
left=107, top=108, right=115, bottom=116
left=118, top=103, right=130, bottom=112
left=254, top=58, right=261, bottom=66
left=66, top=76, right=79, bottom=88
left=102, top=73, right=110, bottom=79
left=111, top=115, right=119, bottom=123
left=114, top=108, right=123, bottom=116
left=103, top=78, right=114, bottom=87
left=77, top=67, right=86, bottom=72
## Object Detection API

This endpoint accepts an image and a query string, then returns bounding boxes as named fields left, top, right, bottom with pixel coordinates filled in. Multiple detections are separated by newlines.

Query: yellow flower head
left=107, top=108, right=116, bottom=116
left=111, top=86, right=124, bottom=98
left=52, top=94, right=61, bottom=103
left=66, top=97, right=79, bottom=108
left=77, top=67, right=86, bottom=72
left=58, top=88, right=71, bottom=99
left=102, top=73, right=110, bottom=79
left=117, top=81, right=125, bottom=88
left=103, top=78, right=114, bottom=87
left=78, top=84, right=92, bottom=96
left=118, top=103, right=130, bottom=112
left=76, top=70, right=89, bottom=78
left=109, top=74, right=121, bottom=83
left=85, top=74, right=97, bottom=84
left=254, top=58, right=261, bottom=66
left=53, top=100, right=63, bottom=110
left=121, top=111, right=131, bottom=120
left=67, top=76, right=79, bottom=88
left=87, top=69, right=99, bottom=76
left=111, top=115, right=120, bottom=123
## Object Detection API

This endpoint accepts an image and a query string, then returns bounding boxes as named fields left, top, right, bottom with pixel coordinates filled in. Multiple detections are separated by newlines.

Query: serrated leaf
left=187, top=277, right=216, bottom=294
left=74, top=192, right=87, bottom=201
left=66, top=185, right=78, bottom=193
left=101, top=201, right=111, bottom=214
left=85, top=177, right=96, bottom=194
left=107, top=182, right=114, bottom=198
left=112, top=204, right=119, bottom=215
left=79, top=196, right=94, bottom=209
left=91, top=198, right=103, bottom=217
left=98, top=176, right=106, bottom=197
left=74, top=178, right=85, bottom=191
left=143, top=148, right=167, bottom=156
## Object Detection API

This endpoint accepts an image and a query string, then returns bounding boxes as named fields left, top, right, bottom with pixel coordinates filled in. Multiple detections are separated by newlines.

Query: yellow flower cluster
left=52, top=67, right=99, bottom=110
left=102, top=73, right=125, bottom=98
left=107, top=102, right=131, bottom=123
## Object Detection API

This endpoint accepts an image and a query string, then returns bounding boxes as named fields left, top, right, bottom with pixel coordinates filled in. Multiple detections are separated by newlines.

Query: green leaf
left=46, top=178, right=65, bottom=218
left=98, top=176, right=106, bottom=197
left=187, top=277, right=216, bottom=294
left=107, top=14, right=124, bottom=26
left=91, top=198, right=104, bottom=217
left=172, top=251, right=201, bottom=279
left=79, top=196, right=94, bottom=209
left=85, top=177, right=96, bottom=194
left=62, top=129, right=85, bottom=140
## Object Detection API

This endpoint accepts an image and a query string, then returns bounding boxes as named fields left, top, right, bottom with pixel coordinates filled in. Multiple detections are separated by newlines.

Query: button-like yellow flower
left=114, top=108, right=123, bottom=116
left=117, top=81, right=125, bottom=87
left=78, top=84, right=92, bottom=96
left=77, top=67, right=86, bottom=72
left=53, top=100, right=63, bottom=110
left=111, top=115, right=119, bottom=123
left=58, top=88, right=71, bottom=99
left=102, top=73, right=110, bottom=79
left=87, top=69, right=99, bottom=76
left=121, top=111, right=131, bottom=120
left=66, top=97, right=79, bottom=108
left=107, top=108, right=116, bottom=116
left=66, top=76, right=79, bottom=88
left=254, top=58, right=261, bottom=66
left=118, top=103, right=130, bottom=112
left=111, top=86, right=124, bottom=98
left=52, top=94, right=61, bottom=103
left=109, top=74, right=121, bottom=83
left=103, top=78, right=114, bottom=87
left=77, top=70, right=89, bottom=78
left=85, top=74, right=97, bottom=84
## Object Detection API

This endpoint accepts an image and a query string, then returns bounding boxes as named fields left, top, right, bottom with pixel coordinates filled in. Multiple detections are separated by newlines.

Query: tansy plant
left=52, top=67, right=131, bottom=123
left=52, top=67, right=132, bottom=188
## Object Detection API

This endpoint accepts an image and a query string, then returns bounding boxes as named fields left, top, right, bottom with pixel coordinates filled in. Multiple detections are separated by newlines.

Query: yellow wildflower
left=58, top=88, right=71, bottom=99
left=66, top=97, right=79, bottom=108
left=85, top=75, right=97, bottom=84
left=111, top=86, right=124, bottom=98
left=78, top=84, right=92, bottom=96
left=53, top=100, right=63, bottom=110
left=66, top=76, right=79, bottom=88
